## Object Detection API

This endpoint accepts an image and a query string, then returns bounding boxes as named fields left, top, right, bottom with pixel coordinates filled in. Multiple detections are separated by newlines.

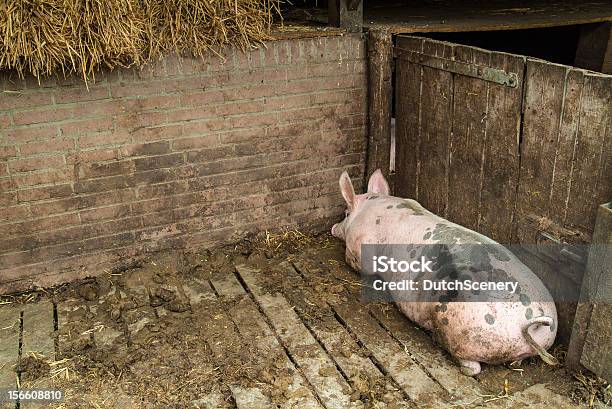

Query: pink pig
left=332, top=169, right=558, bottom=376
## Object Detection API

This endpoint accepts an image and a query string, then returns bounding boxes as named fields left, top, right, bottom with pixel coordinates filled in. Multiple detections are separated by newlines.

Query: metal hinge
left=394, top=48, right=518, bottom=87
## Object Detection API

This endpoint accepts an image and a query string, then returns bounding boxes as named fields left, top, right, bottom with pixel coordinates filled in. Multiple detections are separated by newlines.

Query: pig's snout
left=331, top=223, right=339, bottom=237
left=331, top=223, right=344, bottom=239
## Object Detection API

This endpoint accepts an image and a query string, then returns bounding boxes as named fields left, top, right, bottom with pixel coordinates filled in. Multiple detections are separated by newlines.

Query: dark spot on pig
left=469, top=246, right=493, bottom=271
left=386, top=205, right=393, bottom=210
left=525, top=308, right=533, bottom=320
left=434, top=303, right=448, bottom=313
left=367, top=195, right=380, bottom=200
left=550, top=320, right=556, bottom=333
left=409, top=250, right=417, bottom=258
left=519, top=293, right=531, bottom=306
left=423, top=232, right=432, bottom=240
left=376, top=218, right=380, bottom=225
left=489, top=268, right=512, bottom=283
left=435, top=265, right=455, bottom=279
left=538, top=307, right=544, bottom=315
left=441, top=317, right=449, bottom=326
left=485, top=314, right=495, bottom=325
left=395, top=201, right=424, bottom=215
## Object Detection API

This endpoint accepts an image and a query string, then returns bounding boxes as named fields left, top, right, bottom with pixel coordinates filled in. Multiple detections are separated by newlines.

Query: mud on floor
left=1, top=230, right=610, bottom=408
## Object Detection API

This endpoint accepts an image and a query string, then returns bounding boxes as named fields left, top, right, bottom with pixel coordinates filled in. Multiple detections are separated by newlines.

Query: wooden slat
left=209, top=274, right=323, bottom=409
left=477, top=52, right=525, bottom=243
left=447, top=45, right=491, bottom=231
left=235, top=266, right=357, bottom=409
left=292, top=259, right=450, bottom=408
left=548, top=69, right=585, bottom=224
left=565, top=73, right=612, bottom=233
left=416, top=39, right=454, bottom=217
left=229, top=387, right=275, bottom=409
left=21, top=301, right=55, bottom=359
left=515, top=59, right=568, bottom=240
left=272, top=262, right=412, bottom=408
left=395, top=36, right=423, bottom=199
left=575, top=203, right=612, bottom=380
left=182, top=278, right=269, bottom=409
left=366, top=29, right=393, bottom=181
left=0, top=305, right=20, bottom=389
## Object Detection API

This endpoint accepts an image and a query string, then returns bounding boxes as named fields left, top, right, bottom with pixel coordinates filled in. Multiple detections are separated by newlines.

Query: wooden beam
left=567, top=202, right=612, bottom=378
left=366, top=29, right=393, bottom=187
left=328, top=0, right=363, bottom=32
left=574, top=22, right=612, bottom=74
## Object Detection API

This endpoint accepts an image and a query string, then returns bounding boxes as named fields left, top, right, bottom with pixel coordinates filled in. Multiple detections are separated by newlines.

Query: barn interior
left=0, top=0, right=611, bottom=408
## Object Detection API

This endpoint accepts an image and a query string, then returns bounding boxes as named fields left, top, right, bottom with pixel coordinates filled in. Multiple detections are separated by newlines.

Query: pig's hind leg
left=458, top=359, right=481, bottom=376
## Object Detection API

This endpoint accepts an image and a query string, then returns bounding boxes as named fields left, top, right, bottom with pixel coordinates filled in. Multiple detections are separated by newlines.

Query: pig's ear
left=339, top=171, right=356, bottom=211
left=367, top=169, right=390, bottom=195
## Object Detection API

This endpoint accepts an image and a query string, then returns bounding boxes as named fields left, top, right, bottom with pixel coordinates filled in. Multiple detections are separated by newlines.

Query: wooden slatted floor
left=0, top=243, right=585, bottom=408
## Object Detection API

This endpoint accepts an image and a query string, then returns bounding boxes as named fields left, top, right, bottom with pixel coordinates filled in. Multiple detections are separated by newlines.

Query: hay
left=0, top=0, right=280, bottom=82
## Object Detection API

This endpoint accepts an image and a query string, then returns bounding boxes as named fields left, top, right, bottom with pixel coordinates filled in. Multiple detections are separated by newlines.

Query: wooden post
left=366, top=29, right=393, bottom=188
left=566, top=202, right=612, bottom=378
left=574, top=22, right=612, bottom=74
left=328, top=0, right=363, bottom=32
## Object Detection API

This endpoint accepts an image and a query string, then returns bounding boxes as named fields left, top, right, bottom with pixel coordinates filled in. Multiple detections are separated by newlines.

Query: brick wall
left=0, top=34, right=368, bottom=294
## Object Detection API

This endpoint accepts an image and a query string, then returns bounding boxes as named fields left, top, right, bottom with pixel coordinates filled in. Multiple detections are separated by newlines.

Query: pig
left=331, top=169, right=558, bottom=376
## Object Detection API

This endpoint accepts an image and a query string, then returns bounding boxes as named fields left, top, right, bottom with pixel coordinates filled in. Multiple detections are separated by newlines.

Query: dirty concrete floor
left=0, top=231, right=609, bottom=408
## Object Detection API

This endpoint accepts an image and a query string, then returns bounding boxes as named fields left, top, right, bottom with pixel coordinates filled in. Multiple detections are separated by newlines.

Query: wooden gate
left=392, top=35, right=612, bottom=344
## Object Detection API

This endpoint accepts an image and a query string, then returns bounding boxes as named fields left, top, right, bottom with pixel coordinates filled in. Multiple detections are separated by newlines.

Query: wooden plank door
left=394, top=36, right=524, bottom=243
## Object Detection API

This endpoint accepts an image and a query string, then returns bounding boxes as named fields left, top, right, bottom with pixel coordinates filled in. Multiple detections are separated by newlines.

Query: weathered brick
left=169, top=106, right=217, bottom=122
left=229, top=112, right=278, bottom=129
left=80, top=204, right=131, bottom=223
left=19, top=137, right=75, bottom=156
left=72, top=100, right=125, bottom=118
left=179, top=90, right=225, bottom=107
left=0, top=146, right=18, bottom=160
left=11, top=167, right=72, bottom=187
left=217, top=100, right=264, bottom=117
left=9, top=155, right=65, bottom=173
left=59, top=118, right=114, bottom=137
left=171, top=134, right=221, bottom=151
left=0, top=92, right=53, bottom=111
left=17, top=184, right=73, bottom=202
left=54, top=85, right=110, bottom=104
left=122, top=141, right=171, bottom=157
left=78, top=131, right=131, bottom=148
left=181, top=119, right=225, bottom=137
left=2, top=213, right=80, bottom=237
left=122, top=95, right=180, bottom=112
left=133, top=153, right=184, bottom=171
left=0, top=205, right=30, bottom=223
left=13, top=108, right=72, bottom=126
left=75, top=175, right=133, bottom=194
left=131, top=124, right=182, bottom=143
left=5, top=125, right=58, bottom=144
